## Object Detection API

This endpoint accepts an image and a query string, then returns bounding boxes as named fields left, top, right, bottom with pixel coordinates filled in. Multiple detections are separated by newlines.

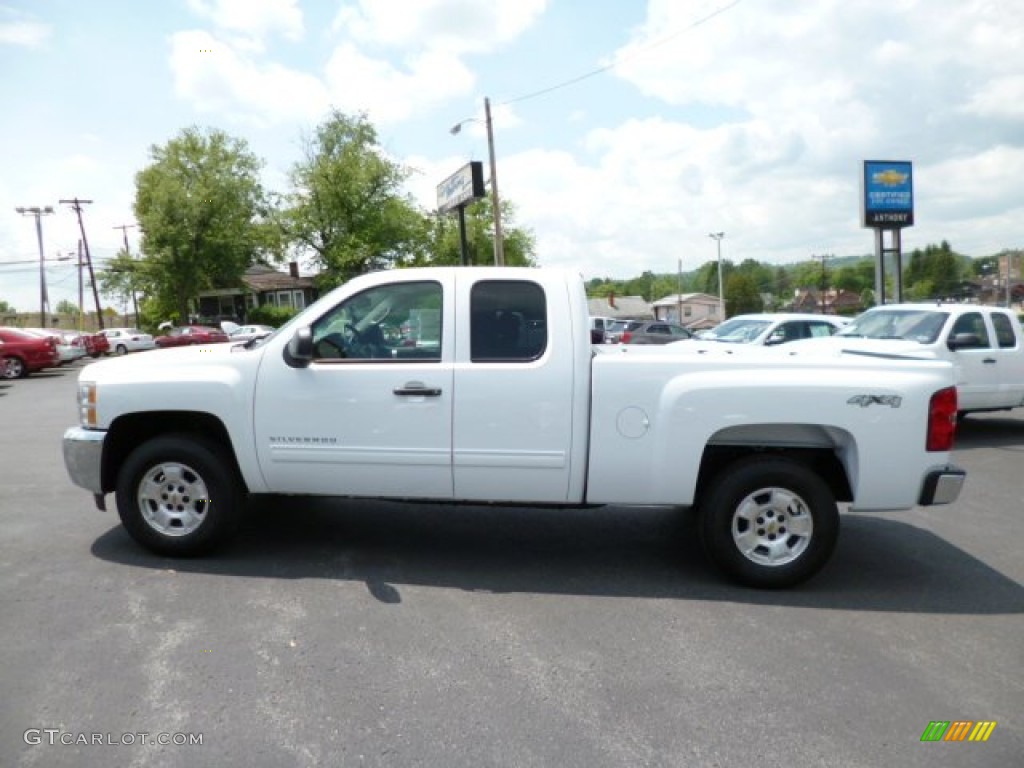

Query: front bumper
left=63, top=426, right=106, bottom=495
left=918, top=465, right=967, bottom=506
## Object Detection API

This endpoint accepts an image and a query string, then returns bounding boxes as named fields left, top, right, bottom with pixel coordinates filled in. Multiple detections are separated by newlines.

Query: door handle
left=393, top=382, right=442, bottom=397
left=982, top=358, right=997, bottom=364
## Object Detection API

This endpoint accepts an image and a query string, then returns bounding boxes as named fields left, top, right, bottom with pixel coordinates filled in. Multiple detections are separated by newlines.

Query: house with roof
left=786, top=288, right=862, bottom=315
left=651, top=292, right=721, bottom=330
left=587, top=292, right=653, bottom=320
left=196, top=262, right=319, bottom=322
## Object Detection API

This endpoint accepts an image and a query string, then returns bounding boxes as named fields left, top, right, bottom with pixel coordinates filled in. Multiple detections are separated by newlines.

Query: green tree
left=0, top=299, right=16, bottom=313
left=725, top=272, right=763, bottom=317
left=285, top=110, right=425, bottom=288
left=55, top=299, right=79, bottom=314
left=134, top=126, right=268, bottom=321
left=98, top=249, right=150, bottom=312
left=423, top=196, right=537, bottom=268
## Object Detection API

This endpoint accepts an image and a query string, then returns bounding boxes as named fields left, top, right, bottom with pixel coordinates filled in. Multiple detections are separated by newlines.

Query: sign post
left=437, top=162, right=486, bottom=266
left=862, top=160, right=914, bottom=304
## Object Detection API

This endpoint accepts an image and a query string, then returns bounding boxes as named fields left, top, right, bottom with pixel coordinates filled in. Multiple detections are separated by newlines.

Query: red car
left=82, top=332, right=110, bottom=357
left=0, top=328, right=61, bottom=379
left=154, top=325, right=230, bottom=348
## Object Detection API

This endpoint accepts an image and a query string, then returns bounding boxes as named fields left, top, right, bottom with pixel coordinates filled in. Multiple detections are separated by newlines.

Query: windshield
left=702, top=318, right=772, bottom=343
left=837, top=309, right=949, bottom=343
left=607, top=320, right=640, bottom=333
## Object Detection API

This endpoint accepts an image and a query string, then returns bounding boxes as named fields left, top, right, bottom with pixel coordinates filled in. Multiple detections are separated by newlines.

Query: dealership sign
left=437, top=161, right=485, bottom=214
left=862, top=160, right=914, bottom=227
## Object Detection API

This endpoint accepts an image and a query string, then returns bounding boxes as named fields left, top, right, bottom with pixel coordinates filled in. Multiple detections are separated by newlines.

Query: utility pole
left=484, top=97, right=504, bottom=266
left=708, top=232, right=725, bottom=321
left=77, top=240, right=85, bottom=332
left=60, top=198, right=104, bottom=330
left=15, top=205, right=55, bottom=327
left=813, top=253, right=833, bottom=314
left=113, top=223, right=140, bottom=322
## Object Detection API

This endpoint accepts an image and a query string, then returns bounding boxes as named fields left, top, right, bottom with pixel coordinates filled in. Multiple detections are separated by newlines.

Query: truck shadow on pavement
left=91, top=496, right=1024, bottom=615
left=952, top=412, right=1024, bottom=453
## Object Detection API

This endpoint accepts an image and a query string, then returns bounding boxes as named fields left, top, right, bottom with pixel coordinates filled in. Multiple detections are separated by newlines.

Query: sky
left=1, top=0, right=1022, bottom=313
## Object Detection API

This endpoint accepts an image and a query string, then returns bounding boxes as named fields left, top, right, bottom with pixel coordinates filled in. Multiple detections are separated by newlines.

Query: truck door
left=947, top=311, right=1000, bottom=410
left=253, top=277, right=454, bottom=497
left=451, top=275, right=578, bottom=502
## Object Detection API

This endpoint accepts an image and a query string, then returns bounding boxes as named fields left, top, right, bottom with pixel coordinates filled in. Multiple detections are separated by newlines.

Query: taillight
left=621, top=332, right=633, bottom=343
left=927, top=386, right=958, bottom=451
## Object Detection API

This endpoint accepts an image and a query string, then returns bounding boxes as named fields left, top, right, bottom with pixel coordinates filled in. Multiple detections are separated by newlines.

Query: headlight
left=78, top=382, right=97, bottom=427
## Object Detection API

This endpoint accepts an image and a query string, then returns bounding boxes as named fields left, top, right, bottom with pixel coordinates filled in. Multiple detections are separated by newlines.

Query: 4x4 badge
left=847, top=394, right=902, bottom=408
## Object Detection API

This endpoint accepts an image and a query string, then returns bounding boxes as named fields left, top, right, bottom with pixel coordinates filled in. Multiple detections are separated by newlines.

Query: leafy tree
left=98, top=249, right=150, bottom=312
left=134, top=126, right=268, bottom=321
left=285, top=110, right=425, bottom=288
left=725, top=273, right=763, bottom=317
left=422, top=196, right=537, bottom=268
left=904, top=241, right=969, bottom=299
left=55, top=299, right=79, bottom=314
left=0, top=299, right=15, bottom=313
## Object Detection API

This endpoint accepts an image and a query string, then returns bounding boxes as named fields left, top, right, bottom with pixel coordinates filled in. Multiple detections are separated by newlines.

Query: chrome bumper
left=918, top=466, right=966, bottom=506
left=63, top=426, right=106, bottom=495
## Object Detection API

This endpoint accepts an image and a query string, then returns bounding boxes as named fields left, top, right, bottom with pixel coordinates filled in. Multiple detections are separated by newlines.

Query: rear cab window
left=470, top=280, right=547, bottom=362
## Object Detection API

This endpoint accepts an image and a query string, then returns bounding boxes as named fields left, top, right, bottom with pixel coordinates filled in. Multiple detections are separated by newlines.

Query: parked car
left=788, top=302, right=1024, bottom=416
left=22, top=328, right=88, bottom=364
left=589, top=316, right=614, bottom=344
left=0, top=327, right=61, bottom=378
left=228, top=324, right=276, bottom=342
left=154, top=325, right=231, bottom=348
left=621, top=321, right=694, bottom=345
left=85, top=331, right=110, bottom=358
left=692, top=313, right=849, bottom=346
left=603, top=319, right=645, bottom=344
left=99, top=328, right=157, bottom=355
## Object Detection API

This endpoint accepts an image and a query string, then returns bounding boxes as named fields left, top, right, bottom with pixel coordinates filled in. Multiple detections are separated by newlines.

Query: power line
left=500, top=1, right=743, bottom=107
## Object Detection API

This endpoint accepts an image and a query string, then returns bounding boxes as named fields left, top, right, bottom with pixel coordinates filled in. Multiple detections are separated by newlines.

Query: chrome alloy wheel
left=137, top=461, right=211, bottom=537
left=731, top=486, right=813, bottom=567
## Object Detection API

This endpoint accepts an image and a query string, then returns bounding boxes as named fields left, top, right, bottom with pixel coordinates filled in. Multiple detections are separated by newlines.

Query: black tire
left=115, top=434, right=244, bottom=557
left=3, top=356, right=27, bottom=379
left=115, top=344, right=127, bottom=355
left=699, top=456, right=839, bottom=588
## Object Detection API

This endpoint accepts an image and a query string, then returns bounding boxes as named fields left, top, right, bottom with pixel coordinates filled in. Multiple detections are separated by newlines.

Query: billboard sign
left=437, top=161, right=485, bottom=214
left=863, top=160, right=914, bottom=227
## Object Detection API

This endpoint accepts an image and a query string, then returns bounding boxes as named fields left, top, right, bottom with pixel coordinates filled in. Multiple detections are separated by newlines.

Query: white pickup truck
left=787, top=303, right=1024, bottom=416
left=63, top=268, right=966, bottom=588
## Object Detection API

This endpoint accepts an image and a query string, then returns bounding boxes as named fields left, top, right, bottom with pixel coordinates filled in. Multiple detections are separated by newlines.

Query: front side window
left=950, top=312, right=990, bottom=348
left=470, top=280, right=547, bottom=362
left=312, top=281, right=442, bottom=362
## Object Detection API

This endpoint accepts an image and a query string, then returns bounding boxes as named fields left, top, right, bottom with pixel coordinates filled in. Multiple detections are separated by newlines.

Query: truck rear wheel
left=699, top=456, right=839, bottom=588
left=115, top=434, right=243, bottom=556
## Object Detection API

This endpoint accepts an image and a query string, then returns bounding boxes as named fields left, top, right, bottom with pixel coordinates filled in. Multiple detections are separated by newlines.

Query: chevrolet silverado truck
left=63, top=268, right=966, bottom=588
left=785, top=302, right=1024, bottom=417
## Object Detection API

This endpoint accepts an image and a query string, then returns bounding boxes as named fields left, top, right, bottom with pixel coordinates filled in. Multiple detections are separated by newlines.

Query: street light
left=450, top=97, right=504, bottom=266
left=15, top=205, right=55, bottom=327
left=708, top=232, right=725, bottom=320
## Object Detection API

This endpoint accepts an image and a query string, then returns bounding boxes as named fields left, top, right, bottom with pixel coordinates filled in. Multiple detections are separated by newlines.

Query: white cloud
left=186, top=0, right=303, bottom=49
left=169, top=30, right=328, bottom=124
left=332, top=0, right=547, bottom=54
left=324, top=44, right=475, bottom=125
left=0, top=8, right=51, bottom=47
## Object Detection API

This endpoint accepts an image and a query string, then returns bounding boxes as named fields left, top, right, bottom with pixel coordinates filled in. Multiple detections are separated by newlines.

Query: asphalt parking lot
left=1, top=360, right=1022, bottom=768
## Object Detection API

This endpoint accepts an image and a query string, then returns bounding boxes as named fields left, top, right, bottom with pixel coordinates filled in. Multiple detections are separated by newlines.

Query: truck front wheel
left=699, top=457, right=839, bottom=588
left=115, top=435, right=243, bottom=557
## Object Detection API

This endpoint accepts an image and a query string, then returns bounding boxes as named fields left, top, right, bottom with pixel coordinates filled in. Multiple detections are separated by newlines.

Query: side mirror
left=284, top=326, right=314, bottom=368
left=947, top=332, right=981, bottom=350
